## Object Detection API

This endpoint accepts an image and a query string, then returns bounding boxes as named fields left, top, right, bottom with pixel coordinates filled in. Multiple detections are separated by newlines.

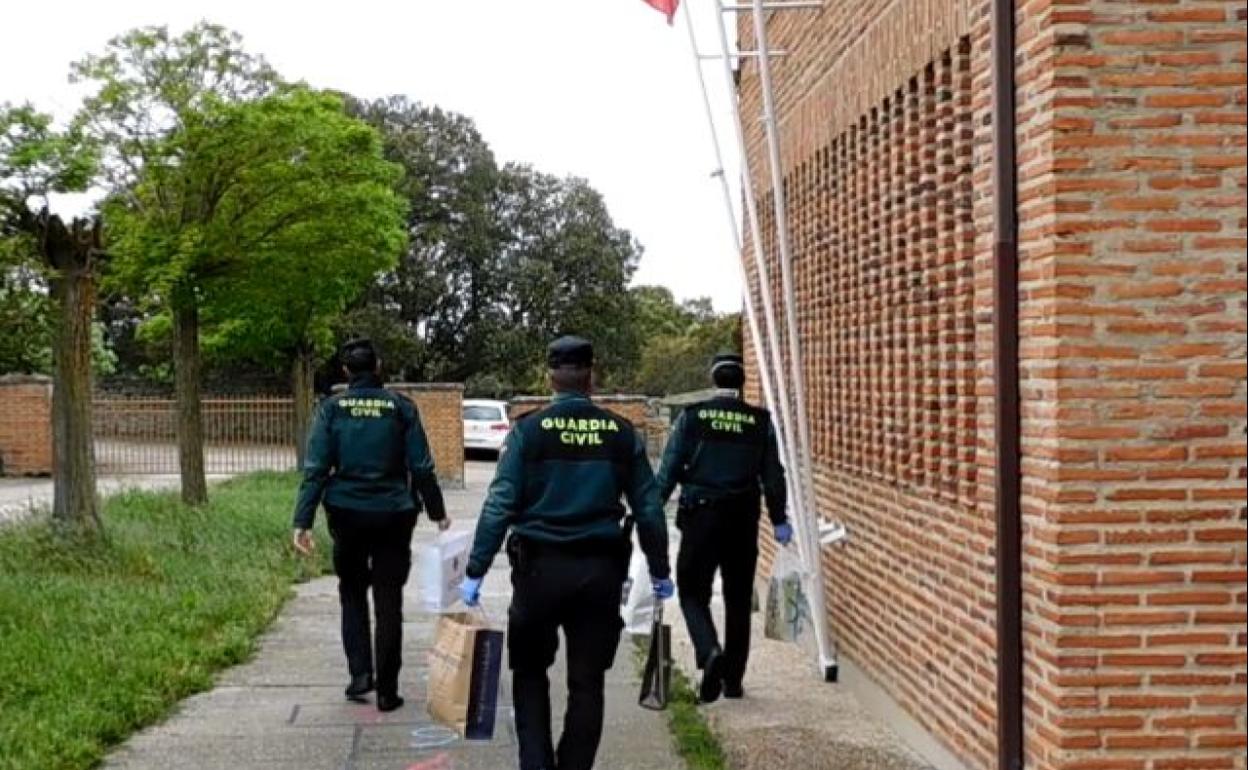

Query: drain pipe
left=991, top=0, right=1023, bottom=767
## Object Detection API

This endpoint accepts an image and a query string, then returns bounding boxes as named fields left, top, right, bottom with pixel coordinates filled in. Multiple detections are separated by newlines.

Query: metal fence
left=93, top=397, right=298, bottom=475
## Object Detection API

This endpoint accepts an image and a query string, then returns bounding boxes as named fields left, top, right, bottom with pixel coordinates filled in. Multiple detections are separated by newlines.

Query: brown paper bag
left=426, top=612, right=504, bottom=740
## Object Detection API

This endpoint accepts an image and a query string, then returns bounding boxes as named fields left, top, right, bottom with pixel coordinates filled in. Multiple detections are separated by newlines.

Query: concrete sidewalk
left=102, top=462, right=681, bottom=770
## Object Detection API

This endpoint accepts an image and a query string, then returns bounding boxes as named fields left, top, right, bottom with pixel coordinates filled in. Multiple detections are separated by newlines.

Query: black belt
left=681, top=491, right=758, bottom=509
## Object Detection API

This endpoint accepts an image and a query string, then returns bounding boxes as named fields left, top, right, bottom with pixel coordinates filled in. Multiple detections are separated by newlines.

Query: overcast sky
left=1, top=0, right=747, bottom=310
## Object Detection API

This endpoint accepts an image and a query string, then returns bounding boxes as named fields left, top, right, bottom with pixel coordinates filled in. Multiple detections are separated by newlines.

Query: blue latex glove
left=461, top=576, right=483, bottom=607
left=774, top=522, right=794, bottom=546
left=652, top=577, right=675, bottom=600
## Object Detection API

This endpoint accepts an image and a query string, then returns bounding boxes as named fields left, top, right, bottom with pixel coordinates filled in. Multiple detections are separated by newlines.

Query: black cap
left=340, top=338, right=379, bottom=373
left=710, top=352, right=744, bottom=373
left=547, top=335, right=594, bottom=369
left=340, top=337, right=376, bottom=358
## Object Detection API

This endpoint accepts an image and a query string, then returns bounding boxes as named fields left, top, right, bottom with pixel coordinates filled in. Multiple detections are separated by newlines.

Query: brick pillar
left=1014, top=2, right=1248, bottom=768
left=390, top=383, right=465, bottom=488
left=0, top=375, right=54, bottom=476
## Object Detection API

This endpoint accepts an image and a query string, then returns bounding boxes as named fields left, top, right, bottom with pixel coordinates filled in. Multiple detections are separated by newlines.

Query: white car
left=462, top=399, right=511, bottom=454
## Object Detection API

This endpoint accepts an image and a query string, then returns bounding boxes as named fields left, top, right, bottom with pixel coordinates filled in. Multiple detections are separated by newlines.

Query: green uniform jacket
left=656, top=390, right=788, bottom=525
left=292, top=373, right=446, bottom=529
left=467, top=391, right=671, bottom=580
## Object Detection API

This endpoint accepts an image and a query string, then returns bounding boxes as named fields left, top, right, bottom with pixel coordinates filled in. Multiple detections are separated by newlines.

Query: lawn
left=0, top=473, right=328, bottom=770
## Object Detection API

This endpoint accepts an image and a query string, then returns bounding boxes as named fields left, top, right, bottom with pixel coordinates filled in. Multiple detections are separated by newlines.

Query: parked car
left=462, top=399, right=511, bottom=454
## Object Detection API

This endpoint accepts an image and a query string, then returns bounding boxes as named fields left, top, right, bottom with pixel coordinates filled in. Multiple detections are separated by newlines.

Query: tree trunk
left=45, top=218, right=102, bottom=531
left=291, top=346, right=316, bottom=470
left=172, top=293, right=208, bottom=505
left=17, top=209, right=105, bottom=530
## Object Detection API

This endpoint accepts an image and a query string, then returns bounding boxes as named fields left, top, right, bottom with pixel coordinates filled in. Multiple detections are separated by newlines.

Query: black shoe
left=723, top=681, right=744, bottom=699
left=376, top=693, right=405, bottom=713
left=699, top=650, right=724, bottom=704
left=345, top=674, right=374, bottom=702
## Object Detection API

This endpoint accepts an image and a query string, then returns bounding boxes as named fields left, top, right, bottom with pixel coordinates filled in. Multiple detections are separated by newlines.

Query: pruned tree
left=1, top=104, right=105, bottom=530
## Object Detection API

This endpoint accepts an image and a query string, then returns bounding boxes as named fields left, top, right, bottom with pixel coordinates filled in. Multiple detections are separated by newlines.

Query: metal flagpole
left=744, top=0, right=835, bottom=676
left=706, top=0, right=838, bottom=677
left=705, top=0, right=804, bottom=545
left=680, top=0, right=800, bottom=519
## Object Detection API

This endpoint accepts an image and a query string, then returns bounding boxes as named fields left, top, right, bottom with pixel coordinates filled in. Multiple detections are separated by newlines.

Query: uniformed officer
left=460, top=335, right=673, bottom=770
left=656, top=352, right=791, bottom=703
left=292, top=338, right=449, bottom=713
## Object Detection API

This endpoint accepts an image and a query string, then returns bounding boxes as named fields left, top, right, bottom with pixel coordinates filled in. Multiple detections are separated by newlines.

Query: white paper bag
left=417, top=529, right=472, bottom=613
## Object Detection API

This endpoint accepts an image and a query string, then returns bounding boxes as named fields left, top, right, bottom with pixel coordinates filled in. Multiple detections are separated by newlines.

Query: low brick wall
left=0, top=375, right=53, bottom=476
left=389, top=384, right=465, bottom=488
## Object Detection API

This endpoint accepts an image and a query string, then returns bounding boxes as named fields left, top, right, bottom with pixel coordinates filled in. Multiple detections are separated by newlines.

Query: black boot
left=345, top=673, right=374, bottom=702
left=699, top=649, right=724, bottom=704
left=723, top=681, right=744, bottom=699
left=376, top=693, right=405, bottom=713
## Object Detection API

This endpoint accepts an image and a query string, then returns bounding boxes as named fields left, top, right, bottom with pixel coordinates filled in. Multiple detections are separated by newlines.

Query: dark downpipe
left=991, top=0, right=1023, bottom=768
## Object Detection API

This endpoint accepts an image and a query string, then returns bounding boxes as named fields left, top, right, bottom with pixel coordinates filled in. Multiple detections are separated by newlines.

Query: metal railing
left=93, top=397, right=297, bottom=475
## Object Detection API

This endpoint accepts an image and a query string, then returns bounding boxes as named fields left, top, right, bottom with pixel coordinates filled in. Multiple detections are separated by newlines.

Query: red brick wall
left=740, top=2, right=999, bottom=766
left=738, top=1, right=1246, bottom=768
left=0, top=376, right=54, bottom=476
left=1013, top=2, right=1247, bottom=768
left=391, top=384, right=465, bottom=486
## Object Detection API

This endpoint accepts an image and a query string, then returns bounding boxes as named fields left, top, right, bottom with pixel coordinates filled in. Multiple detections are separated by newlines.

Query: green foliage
left=630, top=285, right=741, bottom=396
left=184, top=89, right=406, bottom=366
left=1, top=106, right=113, bottom=377
left=0, top=104, right=99, bottom=199
left=70, top=23, right=278, bottom=194
left=343, top=97, right=644, bottom=392
left=0, top=236, right=52, bottom=373
left=0, top=473, right=328, bottom=770
left=0, top=237, right=118, bottom=376
left=74, top=22, right=278, bottom=306
left=77, top=26, right=402, bottom=381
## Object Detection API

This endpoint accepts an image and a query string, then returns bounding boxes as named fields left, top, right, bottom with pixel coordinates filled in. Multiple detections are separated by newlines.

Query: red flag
left=641, top=0, right=679, bottom=24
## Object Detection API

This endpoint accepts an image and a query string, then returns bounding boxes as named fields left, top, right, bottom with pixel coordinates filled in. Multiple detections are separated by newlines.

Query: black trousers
left=327, top=507, right=417, bottom=698
left=508, top=545, right=625, bottom=770
left=676, top=498, right=760, bottom=688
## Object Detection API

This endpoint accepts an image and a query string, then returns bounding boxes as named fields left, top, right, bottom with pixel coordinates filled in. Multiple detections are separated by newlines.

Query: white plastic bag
left=764, top=545, right=811, bottom=643
left=621, top=546, right=667, bottom=635
left=416, top=529, right=473, bottom=613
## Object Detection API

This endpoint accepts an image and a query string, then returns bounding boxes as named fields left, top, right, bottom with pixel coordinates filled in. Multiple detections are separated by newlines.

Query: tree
left=343, top=98, right=644, bottom=395
left=493, top=166, right=643, bottom=391
left=345, top=97, right=505, bottom=382
left=629, top=284, right=741, bottom=396
left=190, top=89, right=405, bottom=464
left=1, top=104, right=105, bottom=530
left=74, top=23, right=279, bottom=504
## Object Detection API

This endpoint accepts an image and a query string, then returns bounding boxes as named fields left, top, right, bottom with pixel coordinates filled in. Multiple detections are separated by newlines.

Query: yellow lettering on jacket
left=697, top=409, right=756, bottom=431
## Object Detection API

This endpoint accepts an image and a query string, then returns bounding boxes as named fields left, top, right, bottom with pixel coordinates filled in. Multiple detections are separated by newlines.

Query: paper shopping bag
left=416, top=529, right=473, bottom=612
left=426, top=613, right=504, bottom=740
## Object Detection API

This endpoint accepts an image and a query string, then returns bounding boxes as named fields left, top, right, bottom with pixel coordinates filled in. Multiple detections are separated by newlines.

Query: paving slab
left=101, top=461, right=682, bottom=770
left=666, top=570, right=938, bottom=770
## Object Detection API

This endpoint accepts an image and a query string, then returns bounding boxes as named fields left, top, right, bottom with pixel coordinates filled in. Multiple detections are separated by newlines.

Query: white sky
left=0, top=0, right=746, bottom=311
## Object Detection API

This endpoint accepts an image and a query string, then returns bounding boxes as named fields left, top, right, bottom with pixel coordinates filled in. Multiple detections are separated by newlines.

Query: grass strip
left=634, top=637, right=729, bottom=770
left=0, top=472, right=328, bottom=770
